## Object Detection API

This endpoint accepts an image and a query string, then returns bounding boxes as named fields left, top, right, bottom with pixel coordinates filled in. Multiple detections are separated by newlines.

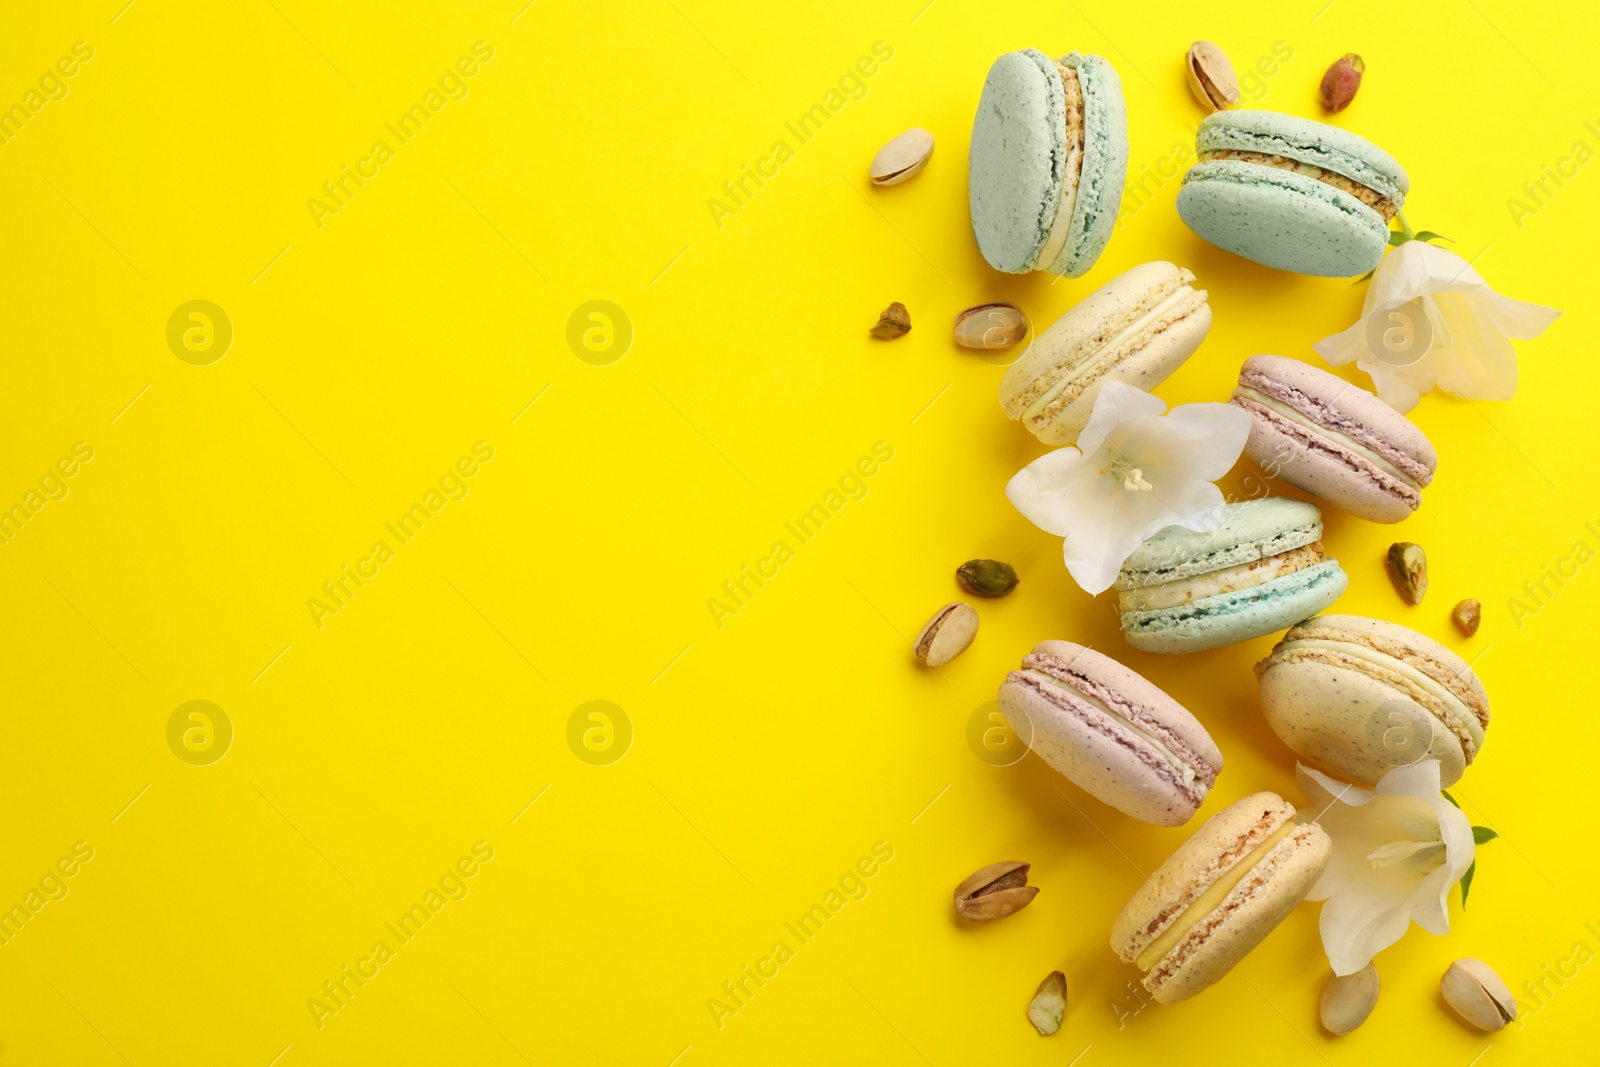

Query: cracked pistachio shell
left=870, top=127, right=935, bottom=186
left=953, top=860, right=1038, bottom=921
left=1386, top=542, right=1428, bottom=604
left=1442, top=958, right=1517, bottom=1031
left=1186, top=41, right=1240, bottom=111
left=914, top=602, right=977, bottom=667
left=1320, top=964, right=1380, bottom=1035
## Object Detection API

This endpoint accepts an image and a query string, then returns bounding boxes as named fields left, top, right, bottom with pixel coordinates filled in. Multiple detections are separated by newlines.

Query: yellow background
left=1, top=1, right=1594, bottom=1063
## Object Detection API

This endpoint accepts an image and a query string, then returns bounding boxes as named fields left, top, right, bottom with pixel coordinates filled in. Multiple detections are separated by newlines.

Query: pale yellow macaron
left=1110, top=792, right=1330, bottom=1003
left=999, top=261, right=1211, bottom=444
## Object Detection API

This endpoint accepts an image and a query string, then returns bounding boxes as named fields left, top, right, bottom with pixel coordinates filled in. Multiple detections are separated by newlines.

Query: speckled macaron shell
left=968, top=50, right=1127, bottom=276
left=969, top=49, right=1068, bottom=274
left=999, top=261, right=1211, bottom=443
left=1255, top=614, right=1490, bottom=788
left=1115, top=498, right=1348, bottom=654
left=1044, top=52, right=1127, bottom=278
left=1177, top=160, right=1389, bottom=277
left=1111, top=792, right=1331, bottom=1002
left=997, top=641, right=1222, bottom=826
left=1233, top=355, right=1438, bottom=524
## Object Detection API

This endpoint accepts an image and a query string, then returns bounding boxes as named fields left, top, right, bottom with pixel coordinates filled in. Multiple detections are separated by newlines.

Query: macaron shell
left=1241, top=413, right=1416, bottom=523
left=1118, top=497, right=1323, bottom=586
left=968, top=49, right=1067, bottom=273
left=998, top=681, right=1201, bottom=825
left=1177, top=160, right=1388, bottom=277
left=1148, top=823, right=1331, bottom=1002
left=1122, top=560, right=1348, bottom=654
left=1256, top=656, right=1468, bottom=786
left=1044, top=52, right=1127, bottom=278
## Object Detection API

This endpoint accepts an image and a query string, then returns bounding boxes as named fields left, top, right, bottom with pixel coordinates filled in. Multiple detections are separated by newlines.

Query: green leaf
left=1473, top=826, right=1500, bottom=845
left=1388, top=231, right=1414, bottom=247
left=1460, top=860, right=1477, bottom=907
left=1353, top=267, right=1377, bottom=284
left=1442, top=790, right=1461, bottom=809
left=1413, top=231, right=1453, bottom=244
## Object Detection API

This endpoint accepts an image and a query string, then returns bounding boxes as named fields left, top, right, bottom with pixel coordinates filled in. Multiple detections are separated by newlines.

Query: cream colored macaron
left=1111, top=792, right=1330, bottom=1003
left=999, top=261, right=1211, bottom=444
left=1254, top=614, right=1489, bottom=787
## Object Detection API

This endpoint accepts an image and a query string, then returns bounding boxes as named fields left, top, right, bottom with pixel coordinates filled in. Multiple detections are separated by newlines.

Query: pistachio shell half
left=1320, top=964, right=1380, bottom=1035
left=953, top=303, right=1027, bottom=350
left=870, top=128, right=935, bottom=186
left=1186, top=41, right=1240, bottom=111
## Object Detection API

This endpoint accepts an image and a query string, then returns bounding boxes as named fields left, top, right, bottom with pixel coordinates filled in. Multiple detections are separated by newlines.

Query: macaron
left=1110, top=792, right=1331, bottom=1003
left=1255, top=614, right=1490, bottom=787
left=1175, top=111, right=1409, bottom=277
left=968, top=50, right=1127, bottom=277
left=1116, top=498, right=1348, bottom=654
left=999, top=261, right=1211, bottom=443
left=1231, top=355, right=1437, bottom=523
left=997, top=641, right=1222, bottom=826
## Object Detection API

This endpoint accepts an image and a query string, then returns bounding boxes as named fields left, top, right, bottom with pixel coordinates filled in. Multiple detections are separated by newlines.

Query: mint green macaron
left=968, top=49, right=1127, bottom=276
left=1116, top=498, right=1347, bottom=654
left=1175, top=111, right=1408, bottom=277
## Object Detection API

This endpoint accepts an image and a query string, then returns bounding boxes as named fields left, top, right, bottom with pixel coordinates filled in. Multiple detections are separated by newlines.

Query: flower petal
left=1004, top=447, right=1085, bottom=537
left=1295, top=760, right=1475, bottom=976
left=1077, top=380, right=1167, bottom=456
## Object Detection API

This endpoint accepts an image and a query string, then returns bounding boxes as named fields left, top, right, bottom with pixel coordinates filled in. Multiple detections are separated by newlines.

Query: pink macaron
left=997, top=641, right=1222, bottom=825
left=1230, top=355, right=1437, bottom=523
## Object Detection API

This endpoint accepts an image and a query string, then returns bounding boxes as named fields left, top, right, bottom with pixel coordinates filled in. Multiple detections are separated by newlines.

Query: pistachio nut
left=1320, top=964, right=1380, bottom=1035
left=914, top=602, right=978, bottom=667
left=955, top=559, right=1019, bottom=598
left=1453, top=598, right=1482, bottom=637
left=1441, top=958, right=1517, bottom=1031
left=953, top=303, right=1027, bottom=350
left=1386, top=542, right=1427, bottom=604
left=1319, top=53, right=1365, bottom=113
left=870, top=127, right=935, bottom=186
left=953, top=860, right=1038, bottom=921
left=871, top=301, right=912, bottom=339
left=1028, top=970, right=1067, bottom=1035
left=1185, top=41, right=1240, bottom=111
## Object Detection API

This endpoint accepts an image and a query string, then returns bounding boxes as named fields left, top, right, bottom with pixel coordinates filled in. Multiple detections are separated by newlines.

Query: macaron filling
left=1232, top=374, right=1434, bottom=488
left=1030, top=61, right=1085, bottom=271
left=1261, top=637, right=1484, bottom=761
left=1193, top=117, right=1407, bottom=212
left=1135, top=818, right=1298, bottom=972
left=1020, top=279, right=1207, bottom=427
left=1117, top=542, right=1327, bottom=612
left=1233, top=396, right=1424, bottom=509
left=1196, top=149, right=1399, bottom=220
left=1014, top=654, right=1217, bottom=795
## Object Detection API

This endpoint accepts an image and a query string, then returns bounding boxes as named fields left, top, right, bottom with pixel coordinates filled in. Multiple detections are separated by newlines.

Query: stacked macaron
left=1256, top=615, right=1490, bottom=787
left=999, top=262, right=1212, bottom=443
left=1232, top=355, right=1438, bottom=523
left=968, top=50, right=1127, bottom=277
left=1115, top=498, right=1347, bottom=654
left=1176, top=111, right=1409, bottom=277
left=997, top=641, right=1221, bottom=825
left=1111, top=792, right=1331, bottom=1002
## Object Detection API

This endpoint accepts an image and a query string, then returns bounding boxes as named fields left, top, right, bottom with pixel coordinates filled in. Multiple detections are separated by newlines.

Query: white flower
left=1297, top=761, right=1475, bottom=976
left=1004, top=381, right=1250, bottom=595
left=1314, top=239, right=1561, bottom=413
